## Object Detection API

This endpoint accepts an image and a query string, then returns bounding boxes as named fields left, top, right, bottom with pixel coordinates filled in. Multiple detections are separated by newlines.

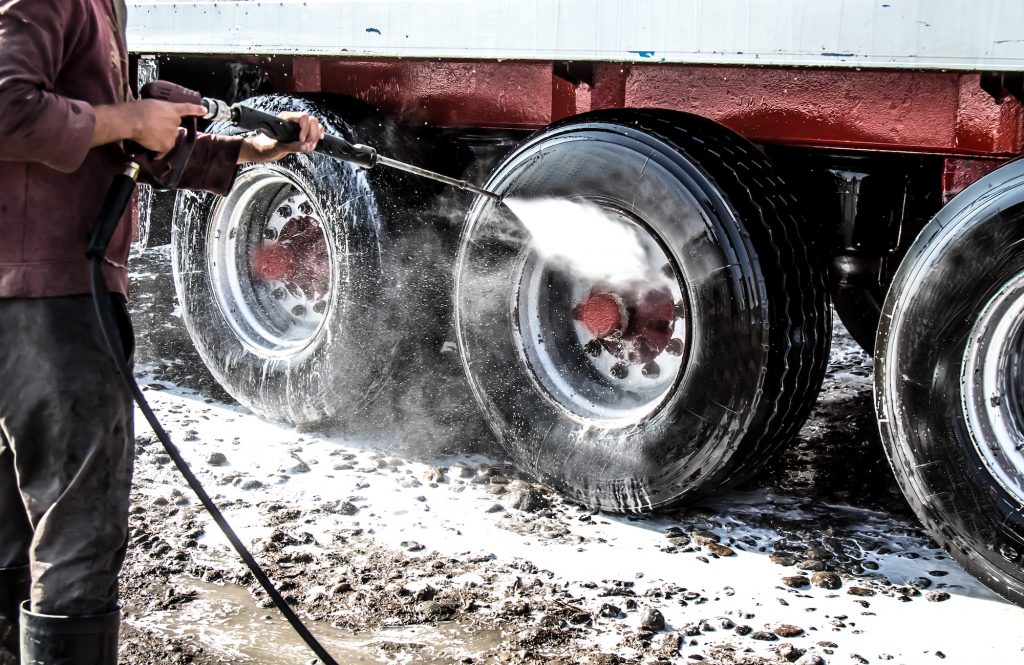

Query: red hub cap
left=573, top=285, right=678, bottom=364
left=250, top=216, right=330, bottom=300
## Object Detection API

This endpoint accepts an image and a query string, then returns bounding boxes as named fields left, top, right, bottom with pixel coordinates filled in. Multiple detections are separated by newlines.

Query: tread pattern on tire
left=592, top=110, right=831, bottom=493
left=518, top=109, right=831, bottom=498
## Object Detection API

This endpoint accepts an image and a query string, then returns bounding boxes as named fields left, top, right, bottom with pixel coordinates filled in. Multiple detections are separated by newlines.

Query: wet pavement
left=119, top=245, right=1024, bottom=664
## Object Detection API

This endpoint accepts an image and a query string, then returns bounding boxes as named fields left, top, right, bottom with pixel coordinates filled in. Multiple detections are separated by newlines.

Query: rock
left=206, top=452, right=227, bottom=466
left=779, top=644, right=805, bottom=662
left=331, top=582, right=352, bottom=595
left=751, top=631, right=778, bottom=641
left=706, top=543, right=735, bottom=557
left=335, top=502, right=359, bottom=516
left=847, top=586, right=875, bottom=597
left=598, top=603, right=621, bottom=618
left=412, top=584, right=437, bottom=602
left=691, top=530, right=720, bottom=545
left=926, top=591, right=950, bottom=602
left=811, top=571, right=842, bottom=589
left=803, top=547, right=833, bottom=560
left=507, top=481, right=548, bottom=512
left=288, top=462, right=311, bottom=474
left=717, top=617, right=735, bottom=630
left=486, top=503, right=505, bottom=513
left=797, top=559, right=826, bottom=572
left=734, top=625, right=753, bottom=636
left=782, top=575, right=810, bottom=588
left=910, top=576, right=933, bottom=589
left=861, top=560, right=880, bottom=570
left=240, top=479, right=264, bottom=491
left=401, top=541, right=425, bottom=552
left=425, top=467, right=446, bottom=483
left=770, top=553, right=797, bottom=566
left=639, top=608, right=666, bottom=632
left=795, top=655, right=825, bottom=665
left=473, top=464, right=497, bottom=483
left=454, top=465, right=474, bottom=479
left=774, top=624, right=804, bottom=638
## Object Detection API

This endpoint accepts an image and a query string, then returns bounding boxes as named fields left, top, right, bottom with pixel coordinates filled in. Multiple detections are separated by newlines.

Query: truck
left=126, top=0, right=1024, bottom=607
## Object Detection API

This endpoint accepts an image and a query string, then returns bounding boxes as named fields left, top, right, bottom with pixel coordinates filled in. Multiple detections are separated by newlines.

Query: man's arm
left=0, top=0, right=208, bottom=170
left=0, top=0, right=95, bottom=172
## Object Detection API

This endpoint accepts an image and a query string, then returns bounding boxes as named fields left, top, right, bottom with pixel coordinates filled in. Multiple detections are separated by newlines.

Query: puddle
left=126, top=576, right=505, bottom=663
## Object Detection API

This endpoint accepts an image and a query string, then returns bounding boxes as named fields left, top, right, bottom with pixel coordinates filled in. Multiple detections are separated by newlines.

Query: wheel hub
left=250, top=214, right=331, bottom=300
left=208, top=169, right=334, bottom=357
left=573, top=285, right=679, bottom=365
left=514, top=203, right=689, bottom=422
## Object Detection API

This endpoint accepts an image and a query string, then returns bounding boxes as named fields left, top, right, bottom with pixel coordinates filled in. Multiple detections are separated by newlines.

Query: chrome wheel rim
left=512, top=201, right=689, bottom=423
left=963, top=270, right=1024, bottom=504
left=208, top=170, right=333, bottom=358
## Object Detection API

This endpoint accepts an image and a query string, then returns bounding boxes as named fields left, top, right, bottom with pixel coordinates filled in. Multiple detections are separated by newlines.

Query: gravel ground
left=114, top=246, right=1024, bottom=665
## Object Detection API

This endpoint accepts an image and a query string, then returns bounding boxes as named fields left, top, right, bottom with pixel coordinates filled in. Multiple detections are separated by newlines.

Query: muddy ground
left=115, top=247, right=1024, bottom=665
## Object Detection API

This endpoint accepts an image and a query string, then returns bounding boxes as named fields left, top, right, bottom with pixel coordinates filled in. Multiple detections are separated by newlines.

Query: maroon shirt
left=0, top=0, right=242, bottom=297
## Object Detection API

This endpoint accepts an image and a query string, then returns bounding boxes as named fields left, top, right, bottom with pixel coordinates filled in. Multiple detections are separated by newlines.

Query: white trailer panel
left=127, top=0, right=1024, bottom=71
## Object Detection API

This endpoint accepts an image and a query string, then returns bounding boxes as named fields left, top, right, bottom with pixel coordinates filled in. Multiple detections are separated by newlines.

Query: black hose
left=88, top=181, right=339, bottom=664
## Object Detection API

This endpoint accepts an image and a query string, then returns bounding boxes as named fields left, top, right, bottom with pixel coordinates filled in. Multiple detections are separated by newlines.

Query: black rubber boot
left=19, top=603, right=119, bottom=665
left=0, top=566, right=30, bottom=665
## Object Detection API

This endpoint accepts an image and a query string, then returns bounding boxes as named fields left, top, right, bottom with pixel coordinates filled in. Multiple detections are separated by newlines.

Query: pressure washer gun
left=155, top=80, right=500, bottom=193
left=87, top=79, right=502, bottom=265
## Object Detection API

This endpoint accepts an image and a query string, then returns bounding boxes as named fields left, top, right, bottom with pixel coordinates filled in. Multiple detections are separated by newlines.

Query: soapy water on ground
left=119, top=246, right=1024, bottom=664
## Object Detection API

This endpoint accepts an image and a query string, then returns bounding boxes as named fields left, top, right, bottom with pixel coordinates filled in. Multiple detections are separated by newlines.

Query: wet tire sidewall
left=172, top=101, right=391, bottom=427
left=456, top=123, right=771, bottom=511
left=876, top=159, right=1024, bottom=605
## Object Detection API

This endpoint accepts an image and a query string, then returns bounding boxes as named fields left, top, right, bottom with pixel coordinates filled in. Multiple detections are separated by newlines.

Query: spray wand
left=145, top=80, right=503, bottom=201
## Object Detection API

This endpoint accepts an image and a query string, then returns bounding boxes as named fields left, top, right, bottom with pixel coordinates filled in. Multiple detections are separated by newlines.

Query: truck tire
left=875, top=158, right=1024, bottom=606
left=454, top=110, right=831, bottom=512
left=172, top=95, right=399, bottom=428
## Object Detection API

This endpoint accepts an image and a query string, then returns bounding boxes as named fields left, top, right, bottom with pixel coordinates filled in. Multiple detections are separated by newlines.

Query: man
left=0, top=1, right=324, bottom=663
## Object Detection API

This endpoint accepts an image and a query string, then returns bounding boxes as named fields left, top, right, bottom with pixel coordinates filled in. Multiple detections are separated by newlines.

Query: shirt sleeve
left=0, top=0, right=96, bottom=173
left=139, top=131, right=242, bottom=196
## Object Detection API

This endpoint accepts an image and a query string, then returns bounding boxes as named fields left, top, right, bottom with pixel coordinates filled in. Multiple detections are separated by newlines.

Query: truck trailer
left=127, top=0, right=1024, bottom=607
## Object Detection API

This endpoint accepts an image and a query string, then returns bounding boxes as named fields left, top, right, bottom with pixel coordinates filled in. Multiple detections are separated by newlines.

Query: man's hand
left=237, top=112, right=325, bottom=164
left=92, top=100, right=207, bottom=153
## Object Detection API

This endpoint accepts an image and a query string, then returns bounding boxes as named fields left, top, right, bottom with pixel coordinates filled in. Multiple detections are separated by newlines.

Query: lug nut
left=665, top=338, right=684, bottom=356
left=271, top=287, right=287, bottom=300
left=299, top=201, right=314, bottom=215
left=583, top=340, right=603, bottom=358
left=610, top=363, right=629, bottom=380
left=313, top=300, right=326, bottom=314
left=291, top=305, right=306, bottom=317
left=641, top=361, right=660, bottom=379
left=263, top=228, right=278, bottom=240
left=276, top=204, right=293, bottom=218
